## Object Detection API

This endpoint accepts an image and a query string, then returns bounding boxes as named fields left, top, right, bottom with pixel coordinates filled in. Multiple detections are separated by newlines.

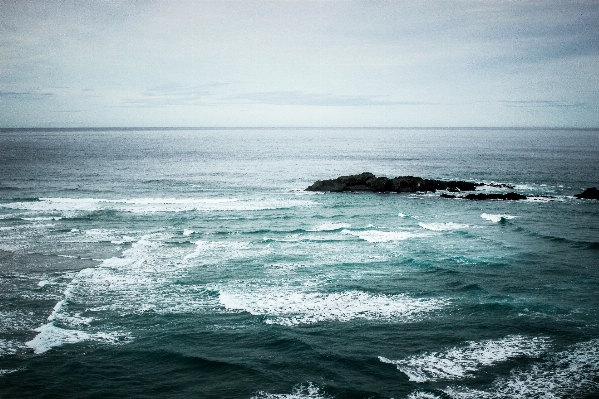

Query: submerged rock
left=574, top=187, right=599, bottom=200
left=463, top=192, right=527, bottom=201
left=305, top=172, right=481, bottom=193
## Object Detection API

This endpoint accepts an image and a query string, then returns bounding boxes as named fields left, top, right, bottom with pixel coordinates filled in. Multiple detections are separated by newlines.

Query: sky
left=1, top=0, right=598, bottom=128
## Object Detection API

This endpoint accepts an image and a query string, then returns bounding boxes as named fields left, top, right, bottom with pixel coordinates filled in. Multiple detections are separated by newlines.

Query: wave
left=252, top=383, right=329, bottom=399
left=184, top=240, right=253, bottom=261
left=379, top=335, right=551, bottom=382
left=407, top=393, right=443, bottom=399
left=21, top=216, right=62, bottom=221
left=418, top=222, right=470, bottom=231
left=0, top=368, right=23, bottom=377
left=307, top=222, right=351, bottom=231
left=24, top=235, right=221, bottom=354
left=480, top=213, right=517, bottom=223
left=342, top=229, right=429, bottom=243
left=25, top=323, right=127, bottom=355
left=214, top=285, right=449, bottom=326
left=1, top=197, right=317, bottom=216
left=0, top=338, right=27, bottom=357
left=441, top=339, right=599, bottom=399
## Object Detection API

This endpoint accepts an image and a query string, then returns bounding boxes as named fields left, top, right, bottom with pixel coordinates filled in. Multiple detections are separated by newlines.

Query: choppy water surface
left=1, top=128, right=598, bottom=398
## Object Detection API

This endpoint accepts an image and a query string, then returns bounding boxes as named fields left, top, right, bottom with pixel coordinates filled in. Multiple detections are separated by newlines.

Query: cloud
left=233, top=91, right=435, bottom=107
left=120, top=83, right=228, bottom=107
left=0, top=90, right=53, bottom=99
left=500, top=100, right=587, bottom=108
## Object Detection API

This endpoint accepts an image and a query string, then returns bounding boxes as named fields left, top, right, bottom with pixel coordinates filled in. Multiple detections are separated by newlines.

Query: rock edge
left=306, top=172, right=480, bottom=193
left=306, top=172, right=527, bottom=200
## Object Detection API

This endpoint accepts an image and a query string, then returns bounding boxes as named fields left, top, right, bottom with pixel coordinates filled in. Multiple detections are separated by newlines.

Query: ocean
left=0, top=127, right=598, bottom=399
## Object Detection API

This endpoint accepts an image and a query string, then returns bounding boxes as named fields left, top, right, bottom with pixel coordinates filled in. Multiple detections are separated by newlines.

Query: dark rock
left=440, top=193, right=457, bottom=198
left=306, top=173, right=482, bottom=193
left=390, top=176, right=432, bottom=192
left=463, top=192, right=527, bottom=201
left=574, top=187, right=599, bottom=200
left=428, top=179, right=482, bottom=192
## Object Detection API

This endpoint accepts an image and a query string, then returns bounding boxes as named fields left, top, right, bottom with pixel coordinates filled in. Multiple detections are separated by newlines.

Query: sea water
left=0, top=128, right=598, bottom=398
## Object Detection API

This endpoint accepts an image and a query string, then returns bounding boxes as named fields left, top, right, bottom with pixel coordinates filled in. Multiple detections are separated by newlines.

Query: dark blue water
left=1, top=128, right=598, bottom=398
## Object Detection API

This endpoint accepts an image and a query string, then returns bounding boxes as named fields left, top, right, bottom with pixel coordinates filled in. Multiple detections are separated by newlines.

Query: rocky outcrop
left=463, top=192, right=527, bottom=201
left=305, top=172, right=481, bottom=193
left=574, top=187, right=599, bottom=200
left=306, top=173, right=532, bottom=200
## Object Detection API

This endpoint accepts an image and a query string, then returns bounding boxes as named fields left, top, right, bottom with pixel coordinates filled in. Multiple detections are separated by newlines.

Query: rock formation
left=462, top=192, right=527, bottom=201
left=574, top=187, right=599, bottom=200
left=306, top=173, right=530, bottom=200
left=305, top=172, right=481, bottom=193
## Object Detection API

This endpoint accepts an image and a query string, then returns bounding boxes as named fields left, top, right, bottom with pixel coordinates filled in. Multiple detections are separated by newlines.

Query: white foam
left=184, top=240, right=252, bottom=261
left=343, top=229, right=428, bottom=243
left=525, top=196, right=555, bottom=203
left=110, top=235, right=135, bottom=244
left=308, top=222, right=351, bottom=231
left=2, top=197, right=316, bottom=215
left=407, top=392, right=443, bottom=399
left=398, top=212, right=408, bottom=218
left=24, top=323, right=126, bottom=354
left=480, top=213, right=517, bottom=223
left=216, top=286, right=449, bottom=326
left=380, top=335, right=551, bottom=382
left=418, top=222, right=470, bottom=231
left=251, top=383, right=330, bottom=399
left=442, top=339, right=599, bottom=399
left=0, top=339, right=27, bottom=356
left=183, top=229, right=195, bottom=236
left=0, top=368, right=23, bottom=376
left=25, top=323, right=91, bottom=354
left=22, top=216, right=62, bottom=221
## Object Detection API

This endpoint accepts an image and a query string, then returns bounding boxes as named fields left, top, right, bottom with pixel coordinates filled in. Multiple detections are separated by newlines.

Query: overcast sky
left=1, top=0, right=598, bottom=127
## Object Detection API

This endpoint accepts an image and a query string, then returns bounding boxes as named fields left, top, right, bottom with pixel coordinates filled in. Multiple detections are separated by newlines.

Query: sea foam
left=2, top=197, right=316, bottom=215
left=25, top=235, right=205, bottom=354
left=480, top=213, right=517, bottom=223
left=308, top=222, right=351, bottom=231
left=442, top=339, right=599, bottom=399
left=216, top=286, right=449, bottom=326
left=379, top=335, right=550, bottom=382
left=252, top=383, right=329, bottom=399
left=418, top=222, right=470, bottom=231
left=342, top=229, right=428, bottom=243
left=25, top=323, right=125, bottom=354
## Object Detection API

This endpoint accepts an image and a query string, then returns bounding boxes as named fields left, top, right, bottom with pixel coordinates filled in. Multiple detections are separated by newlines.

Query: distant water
left=1, top=128, right=598, bottom=399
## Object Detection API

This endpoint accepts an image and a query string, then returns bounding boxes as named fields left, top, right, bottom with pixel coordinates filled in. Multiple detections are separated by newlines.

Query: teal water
left=0, top=128, right=598, bottom=398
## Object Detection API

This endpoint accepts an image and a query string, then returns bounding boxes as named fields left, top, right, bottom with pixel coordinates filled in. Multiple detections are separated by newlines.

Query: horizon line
left=1, top=126, right=599, bottom=132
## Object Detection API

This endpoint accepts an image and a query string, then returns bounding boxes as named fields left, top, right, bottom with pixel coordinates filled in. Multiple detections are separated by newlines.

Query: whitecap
left=215, top=285, right=449, bottom=326
left=184, top=240, right=252, bottom=261
left=21, top=216, right=62, bottom=221
left=110, top=235, right=135, bottom=244
left=2, top=197, right=316, bottom=215
left=24, top=323, right=126, bottom=355
left=0, top=339, right=27, bottom=357
left=182, top=229, right=195, bottom=236
left=342, top=229, right=428, bottom=243
left=442, top=339, right=599, bottom=399
left=379, top=335, right=551, bottom=382
left=407, top=392, right=443, bottom=399
left=480, top=213, right=517, bottom=223
left=252, top=383, right=329, bottom=399
left=418, top=222, right=470, bottom=231
left=308, top=222, right=351, bottom=231
left=0, top=368, right=23, bottom=377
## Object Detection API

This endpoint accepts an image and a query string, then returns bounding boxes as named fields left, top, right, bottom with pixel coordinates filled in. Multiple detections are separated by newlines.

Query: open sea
left=0, top=127, right=598, bottom=399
